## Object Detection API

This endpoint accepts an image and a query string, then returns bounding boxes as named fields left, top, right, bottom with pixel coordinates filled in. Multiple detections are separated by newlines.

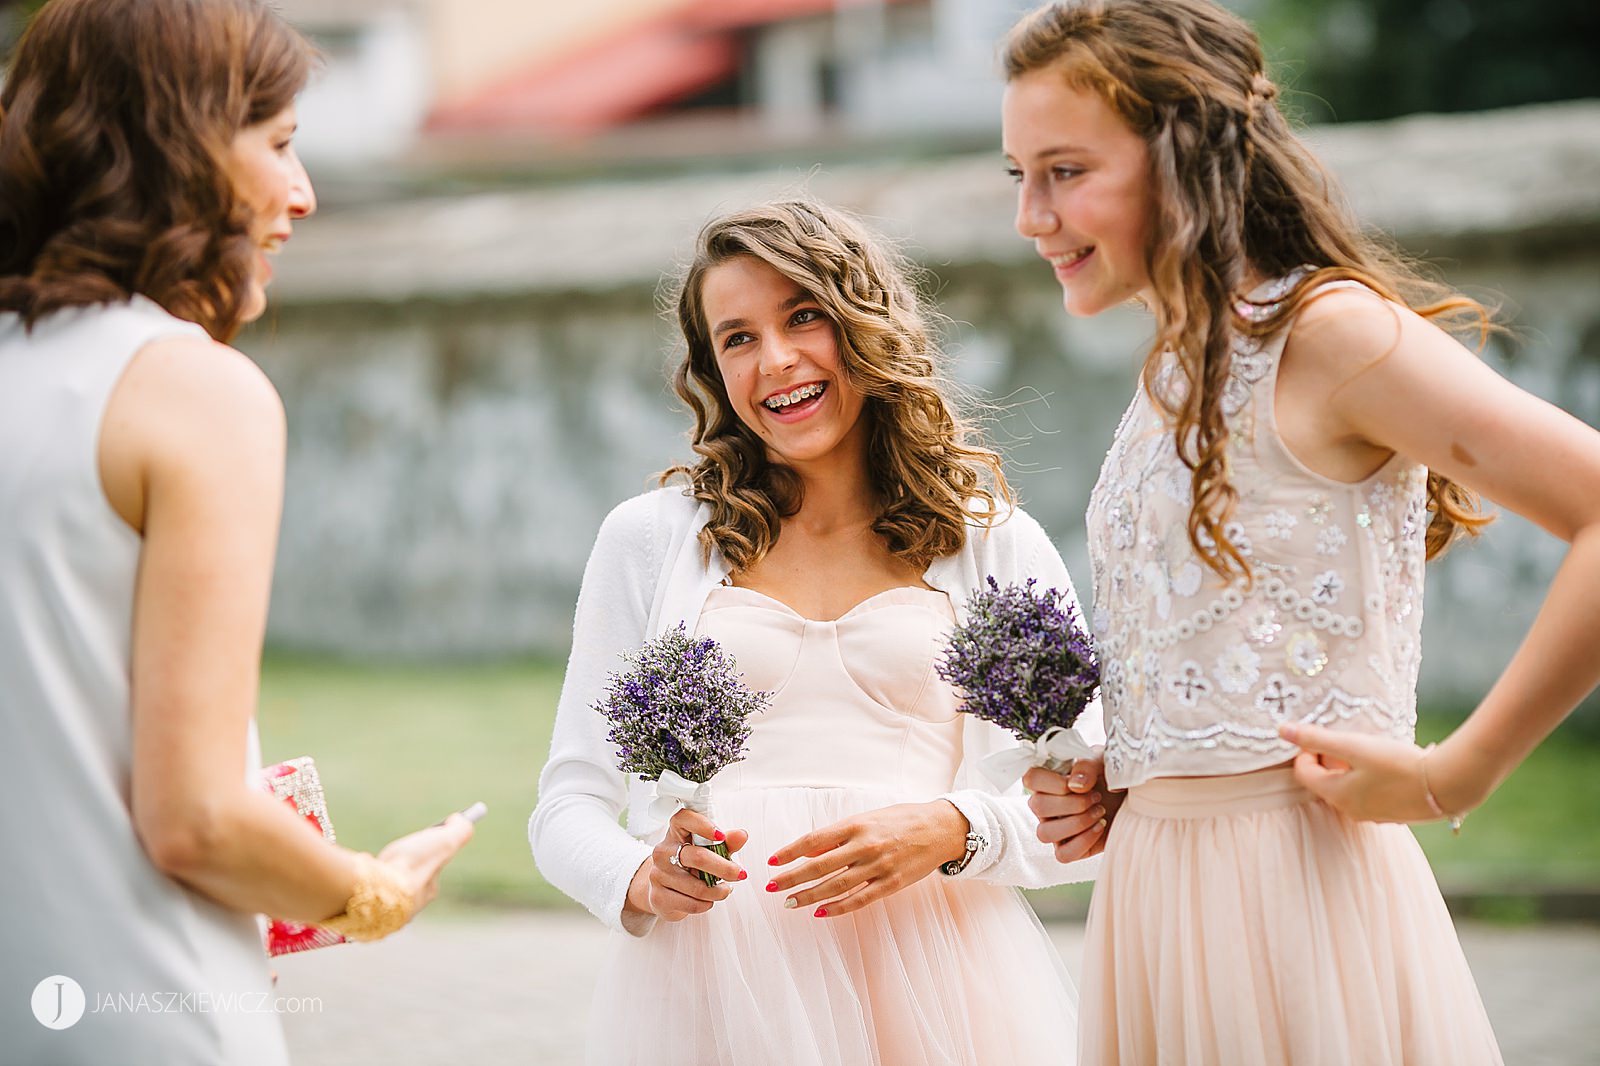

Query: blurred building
left=277, top=0, right=431, bottom=164
left=278, top=0, right=1034, bottom=175
left=239, top=98, right=1600, bottom=714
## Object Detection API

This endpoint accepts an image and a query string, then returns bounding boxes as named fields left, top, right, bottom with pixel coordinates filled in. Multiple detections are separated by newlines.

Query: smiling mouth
left=1048, top=247, right=1093, bottom=269
left=762, top=382, right=827, bottom=411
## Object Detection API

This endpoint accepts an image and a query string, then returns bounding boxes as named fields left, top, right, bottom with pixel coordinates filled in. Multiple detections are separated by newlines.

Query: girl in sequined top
left=1000, top=1, right=1600, bottom=1063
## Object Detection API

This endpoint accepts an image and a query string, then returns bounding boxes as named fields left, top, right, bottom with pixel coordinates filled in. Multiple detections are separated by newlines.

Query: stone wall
left=243, top=101, right=1600, bottom=709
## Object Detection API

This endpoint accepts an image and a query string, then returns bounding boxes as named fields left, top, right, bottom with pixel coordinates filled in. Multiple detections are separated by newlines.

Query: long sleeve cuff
left=939, top=789, right=1002, bottom=880
left=939, top=787, right=1102, bottom=888
left=598, top=840, right=656, bottom=937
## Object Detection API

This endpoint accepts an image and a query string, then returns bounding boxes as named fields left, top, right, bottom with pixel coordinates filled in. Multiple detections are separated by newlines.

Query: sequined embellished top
left=1087, top=275, right=1428, bottom=789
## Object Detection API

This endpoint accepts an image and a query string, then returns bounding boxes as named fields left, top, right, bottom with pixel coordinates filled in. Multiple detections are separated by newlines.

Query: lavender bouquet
left=595, top=622, right=770, bottom=886
left=938, top=577, right=1101, bottom=789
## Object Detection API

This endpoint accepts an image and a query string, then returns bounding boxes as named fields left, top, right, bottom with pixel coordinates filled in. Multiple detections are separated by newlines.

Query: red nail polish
left=765, top=880, right=779, bottom=892
left=713, top=830, right=726, bottom=842
left=767, top=855, right=780, bottom=866
left=813, top=907, right=828, bottom=918
left=737, top=870, right=748, bottom=881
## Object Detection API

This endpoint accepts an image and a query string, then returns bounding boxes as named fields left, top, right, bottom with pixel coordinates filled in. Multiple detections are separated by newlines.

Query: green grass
left=1412, top=715, right=1600, bottom=891
left=258, top=653, right=569, bottom=908
left=258, top=654, right=1600, bottom=911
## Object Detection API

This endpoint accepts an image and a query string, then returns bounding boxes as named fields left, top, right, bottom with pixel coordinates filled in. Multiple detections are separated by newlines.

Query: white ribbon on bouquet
left=648, top=769, right=718, bottom=846
left=979, top=726, right=1098, bottom=790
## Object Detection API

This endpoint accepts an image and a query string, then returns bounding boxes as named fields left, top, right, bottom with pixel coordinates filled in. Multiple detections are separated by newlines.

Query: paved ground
left=275, top=910, right=1600, bottom=1065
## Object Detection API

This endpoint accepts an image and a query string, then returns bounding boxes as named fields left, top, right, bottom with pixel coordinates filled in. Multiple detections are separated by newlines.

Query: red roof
left=429, top=0, right=916, bottom=135
left=429, top=22, right=738, bottom=134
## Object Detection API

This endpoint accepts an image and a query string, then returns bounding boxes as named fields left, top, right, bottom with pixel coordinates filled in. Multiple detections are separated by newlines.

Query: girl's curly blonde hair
left=663, top=199, right=1013, bottom=573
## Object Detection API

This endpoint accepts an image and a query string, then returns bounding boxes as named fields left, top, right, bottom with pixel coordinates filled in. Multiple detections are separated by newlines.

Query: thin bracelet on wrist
left=939, top=830, right=989, bottom=876
left=1419, top=743, right=1465, bottom=836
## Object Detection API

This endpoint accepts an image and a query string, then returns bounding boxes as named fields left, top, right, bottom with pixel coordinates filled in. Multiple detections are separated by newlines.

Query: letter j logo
left=31, top=975, right=86, bottom=1029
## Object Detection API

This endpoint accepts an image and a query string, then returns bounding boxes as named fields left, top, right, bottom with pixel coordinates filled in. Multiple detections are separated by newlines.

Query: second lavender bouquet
left=938, top=577, right=1101, bottom=789
left=595, top=622, right=770, bottom=885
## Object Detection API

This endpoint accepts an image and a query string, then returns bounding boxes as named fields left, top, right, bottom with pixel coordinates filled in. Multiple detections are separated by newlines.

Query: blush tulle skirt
left=1078, top=766, right=1503, bottom=1065
left=587, top=785, right=1078, bottom=1066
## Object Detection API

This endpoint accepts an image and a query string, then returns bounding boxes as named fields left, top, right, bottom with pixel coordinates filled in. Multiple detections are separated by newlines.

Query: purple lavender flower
left=594, top=623, right=769, bottom=885
left=596, top=622, right=767, bottom=783
left=938, top=577, right=1100, bottom=741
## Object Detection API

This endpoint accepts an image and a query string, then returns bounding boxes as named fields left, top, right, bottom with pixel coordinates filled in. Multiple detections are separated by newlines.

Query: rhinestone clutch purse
left=259, top=756, right=348, bottom=956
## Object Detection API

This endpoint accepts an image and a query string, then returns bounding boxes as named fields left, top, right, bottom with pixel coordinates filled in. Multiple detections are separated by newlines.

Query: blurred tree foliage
left=1247, top=0, right=1600, bottom=123
left=0, top=0, right=46, bottom=60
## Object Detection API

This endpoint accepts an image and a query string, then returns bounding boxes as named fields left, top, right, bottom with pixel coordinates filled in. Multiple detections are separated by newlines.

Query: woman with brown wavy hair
left=531, top=199, right=1104, bottom=1064
left=0, top=3, right=471, bottom=1062
left=1005, top=1, right=1600, bottom=1062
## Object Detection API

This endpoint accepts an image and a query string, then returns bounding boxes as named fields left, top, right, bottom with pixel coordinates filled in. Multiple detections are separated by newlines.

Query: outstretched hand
left=765, top=801, right=968, bottom=918
left=1277, top=722, right=1484, bottom=824
left=375, top=812, right=476, bottom=914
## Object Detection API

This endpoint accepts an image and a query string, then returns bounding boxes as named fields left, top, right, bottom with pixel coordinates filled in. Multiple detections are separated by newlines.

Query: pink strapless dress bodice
left=698, top=584, right=963, bottom=795
left=587, top=584, right=1080, bottom=1066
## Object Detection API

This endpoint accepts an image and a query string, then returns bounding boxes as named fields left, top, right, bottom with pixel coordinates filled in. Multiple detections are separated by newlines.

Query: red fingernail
left=813, top=907, right=828, bottom=918
left=713, top=830, right=726, bottom=842
left=767, top=855, right=780, bottom=866
left=737, top=870, right=748, bottom=881
left=765, top=880, right=779, bottom=892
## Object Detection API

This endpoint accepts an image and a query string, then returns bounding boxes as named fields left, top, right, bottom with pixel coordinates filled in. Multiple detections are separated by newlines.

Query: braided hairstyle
left=1004, top=0, right=1491, bottom=576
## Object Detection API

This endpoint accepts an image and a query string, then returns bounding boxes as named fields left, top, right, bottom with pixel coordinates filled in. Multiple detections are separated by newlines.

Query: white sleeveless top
left=1087, top=275, right=1427, bottom=789
left=0, top=298, right=289, bottom=1064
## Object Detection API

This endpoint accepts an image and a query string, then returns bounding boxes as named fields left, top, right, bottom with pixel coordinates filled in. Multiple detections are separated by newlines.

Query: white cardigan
left=529, top=487, right=1103, bottom=936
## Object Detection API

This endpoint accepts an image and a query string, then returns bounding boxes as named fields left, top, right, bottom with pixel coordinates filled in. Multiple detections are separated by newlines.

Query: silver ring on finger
left=669, top=842, right=690, bottom=869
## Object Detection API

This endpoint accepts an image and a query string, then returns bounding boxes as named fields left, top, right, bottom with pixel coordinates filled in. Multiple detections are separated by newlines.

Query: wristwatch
left=939, top=830, right=989, bottom=876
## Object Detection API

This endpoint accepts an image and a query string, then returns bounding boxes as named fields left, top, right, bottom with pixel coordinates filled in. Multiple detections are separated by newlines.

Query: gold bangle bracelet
left=321, top=853, right=416, bottom=942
